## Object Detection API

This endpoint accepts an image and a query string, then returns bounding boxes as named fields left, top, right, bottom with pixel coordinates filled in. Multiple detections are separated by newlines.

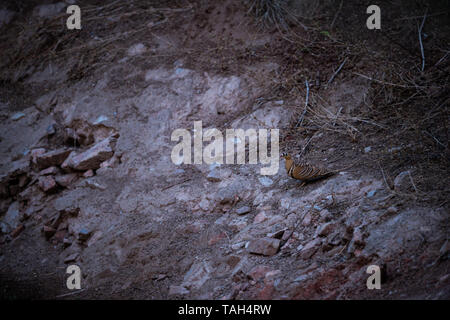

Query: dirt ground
left=0, top=0, right=449, bottom=300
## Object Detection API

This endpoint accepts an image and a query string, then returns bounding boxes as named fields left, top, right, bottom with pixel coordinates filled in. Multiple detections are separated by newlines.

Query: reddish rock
left=257, top=279, right=275, bottom=299
left=53, top=229, right=66, bottom=242
left=83, top=169, right=94, bottom=177
left=55, top=173, right=78, bottom=187
left=247, top=238, right=280, bottom=256
left=254, top=211, right=268, bottom=224
left=39, top=166, right=59, bottom=176
left=248, top=265, right=272, bottom=281
left=36, top=148, right=72, bottom=169
left=208, top=231, right=227, bottom=246
left=38, top=176, right=57, bottom=193
left=299, top=239, right=321, bottom=259
left=65, top=135, right=117, bottom=171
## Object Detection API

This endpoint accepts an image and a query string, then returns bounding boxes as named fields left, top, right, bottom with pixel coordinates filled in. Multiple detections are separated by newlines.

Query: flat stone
left=39, top=166, right=59, bottom=176
left=55, top=173, right=78, bottom=187
left=65, top=136, right=117, bottom=171
left=36, top=148, right=72, bottom=169
left=236, top=206, right=251, bottom=215
left=317, top=222, right=338, bottom=237
left=168, top=285, right=189, bottom=296
left=299, top=239, right=321, bottom=259
left=64, top=253, right=79, bottom=264
left=206, top=169, right=221, bottom=182
left=247, top=238, right=280, bottom=256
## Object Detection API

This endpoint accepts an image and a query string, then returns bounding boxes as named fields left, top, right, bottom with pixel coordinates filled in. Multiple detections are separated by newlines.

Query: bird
left=281, top=152, right=337, bottom=186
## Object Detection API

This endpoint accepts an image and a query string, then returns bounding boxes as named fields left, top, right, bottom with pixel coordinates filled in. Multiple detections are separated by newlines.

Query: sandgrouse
left=281, top=153, right=336, bottom=186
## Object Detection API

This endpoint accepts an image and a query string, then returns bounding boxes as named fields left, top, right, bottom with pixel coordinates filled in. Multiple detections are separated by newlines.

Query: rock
left=387, top=206, right=398, bottom=214
left=55, top=173, right=78, bottom=187
left=393, top=171, right=414, bottom=193
left=254, top=211, right=268, bottom=224
left=83, top=169, right=94, bottom=178
left=78, top=228, right=91, bottom=242
left=38, top=176, right=58, bottom=193
left=39, top=166, right=59, bottom=176
left=248, top=265, right=272, bottom=281
left=11, top=112, right=25, bottom=121
left=267, top=229, right=286, bottom=239
left=64, top=253, right=79, bottom=264
left=46, top=123, right=56, bottom=136
left=65, top=135, right=117, bottom=171
left=2, top=202, right=21, bottom=232
left=247, top=238, right=280, bottom=256
left=93, top=115, right=109, bottom=125
left=31, top=148, right=46, bottom=166
left=181, top=261, right=211, bottom=290
left=43, top=225, right=56, bottom=239
left=317, top=222, right=338, bottom=237
left=299, top=239, right=321, bottom=259
left=85, top=180, right=107, bottom=190
left=36, top=148, right=72, bottom=169
left=208, top=231, right=227, bottom=246
left=33, top=3, right=66, bottom=18
left=236, top=206, right=251, bottom=215
left=127, top=43, right=147, bottom=56
left=302, top=212, right=312, bottom=226
left=11, top=224, right=24, bottom=238
left=206, top=169, right=221, bottom=182
left=258, top=176, right=273, bottom=187
left=319, top=209, right=333, bottom=222
left=168, top=285, right=189, bottom=296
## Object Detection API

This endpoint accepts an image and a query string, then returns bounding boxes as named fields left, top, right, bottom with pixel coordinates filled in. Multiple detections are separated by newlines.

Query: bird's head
left=281, top=152, right=291, bottom=160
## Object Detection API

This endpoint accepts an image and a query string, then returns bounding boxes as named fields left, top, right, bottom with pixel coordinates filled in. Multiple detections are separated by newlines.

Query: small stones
left=258, top=176, right=273, bottom=187
left=11, top=112, right=25, bottom=121
left=236, top=206, right=251, bottom=215
left=316, top=222, right=338, bottom=237
left=83, top=169, right=94, bottom=178
left=206, top=170, right=221, bottom=182
left=55, top=173, right=78, bottom=188
left=78, top=228, right=91, bottom=242
left=39, top=166, right=59, bottom=176
left=46, top=123, right=56, bottom=136
left=254, top=211, right=268, bottom=224
left=247, top=237, right=280, bottom=256
left=387, top=206, right=398, bottom=215
left=302, top=212, right=312, bottom=226
left=43, top=225, right=56, bottom=239
left=64, top=253, right=79, bottom=264
left=168, top=285, right=189, bottom=296
left=298, top=239, right=321, bottom=259
left=38, top=176, right=58, bottom=193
